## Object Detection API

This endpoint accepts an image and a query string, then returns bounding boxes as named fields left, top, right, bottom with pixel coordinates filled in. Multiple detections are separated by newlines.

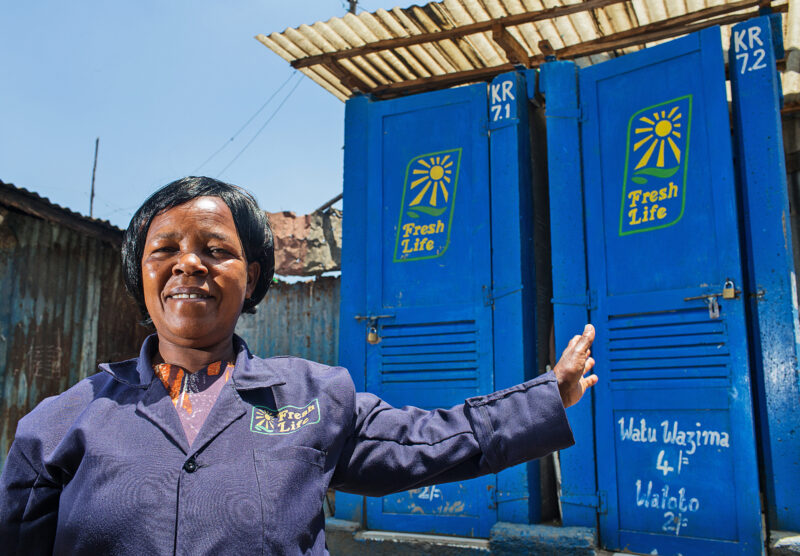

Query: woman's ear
left=246, top=262, right=260, bottom=298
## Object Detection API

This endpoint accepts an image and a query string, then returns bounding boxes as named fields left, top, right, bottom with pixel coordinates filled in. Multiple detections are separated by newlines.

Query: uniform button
left=184, top=458, right=198, bottom=473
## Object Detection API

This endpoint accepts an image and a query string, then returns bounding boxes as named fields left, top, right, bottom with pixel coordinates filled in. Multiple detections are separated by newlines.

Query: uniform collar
left=100, top=333, right=286, bottom=390
left=229, top=336, right=287, bottom=390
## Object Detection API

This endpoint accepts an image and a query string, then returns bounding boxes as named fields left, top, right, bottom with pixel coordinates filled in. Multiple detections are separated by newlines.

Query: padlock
left=722, top=279, right=735, bottom=300
left=367, top=325, right=381, bottom=345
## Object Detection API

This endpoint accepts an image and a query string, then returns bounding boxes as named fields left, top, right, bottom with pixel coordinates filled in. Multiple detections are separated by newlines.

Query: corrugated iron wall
left=236, top=276, right=340, bottom=367
left=0, top=206, right=149, bottom=466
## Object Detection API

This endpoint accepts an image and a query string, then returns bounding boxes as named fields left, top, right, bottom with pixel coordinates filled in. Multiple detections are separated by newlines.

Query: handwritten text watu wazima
left=618, top=417, right=730, bottom=455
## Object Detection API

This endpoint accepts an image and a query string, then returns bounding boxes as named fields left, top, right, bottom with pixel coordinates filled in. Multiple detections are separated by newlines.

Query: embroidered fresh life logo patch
left=250, top=399, right=320, bottom=435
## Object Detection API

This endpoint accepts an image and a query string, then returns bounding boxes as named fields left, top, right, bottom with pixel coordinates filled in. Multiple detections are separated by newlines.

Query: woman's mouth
left=169, top=293, right=212, bottom=300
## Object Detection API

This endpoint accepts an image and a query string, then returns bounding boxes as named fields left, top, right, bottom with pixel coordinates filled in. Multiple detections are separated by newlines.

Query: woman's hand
left=554, top=324, right=598, bottom=408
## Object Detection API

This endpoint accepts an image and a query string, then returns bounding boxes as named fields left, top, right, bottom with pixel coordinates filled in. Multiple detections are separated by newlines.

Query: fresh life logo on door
left=619, top=96, right=692, bottom=235
left=393, top=148, right=461, bottom=262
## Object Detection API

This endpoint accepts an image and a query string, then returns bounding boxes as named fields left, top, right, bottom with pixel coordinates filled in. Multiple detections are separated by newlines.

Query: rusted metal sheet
left=236, top=276, right=340, bottom=367
left=268, top=209, right=342, bottom=276
left=0, top=203, right=148, bottom=466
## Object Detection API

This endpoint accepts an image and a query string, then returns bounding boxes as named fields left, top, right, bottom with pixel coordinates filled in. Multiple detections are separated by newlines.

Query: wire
left=193, top=71, right=298, bottom=173
left=216, top=74, right=304, bottom=178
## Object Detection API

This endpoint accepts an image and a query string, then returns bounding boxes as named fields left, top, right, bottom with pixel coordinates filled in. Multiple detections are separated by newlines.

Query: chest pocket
left=255, top=446, right=327, bottom=553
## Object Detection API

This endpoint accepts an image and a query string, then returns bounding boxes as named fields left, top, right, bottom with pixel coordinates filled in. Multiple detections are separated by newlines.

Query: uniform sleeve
left=0, top=412, right=62, bottom=553
left=330, top=370, right=574, bottom=497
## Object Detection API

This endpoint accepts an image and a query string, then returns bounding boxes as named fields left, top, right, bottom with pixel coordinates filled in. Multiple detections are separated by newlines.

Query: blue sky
left=1, top=1, right=415, bottom=228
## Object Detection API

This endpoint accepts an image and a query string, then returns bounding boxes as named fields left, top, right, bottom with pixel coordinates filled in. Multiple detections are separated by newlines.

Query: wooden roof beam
left=321, top=55, right=371, bottom=94
left=556, top=0, right=785, bottom=60
left=538, top=40, right=556, bottom=59
left=492, top=24, right=531, bottom=67
left=366, top=0, right=785, bottom=100
left=370, top=64, right=516, bottom=99
left=291, top=0, right=628, bottom=69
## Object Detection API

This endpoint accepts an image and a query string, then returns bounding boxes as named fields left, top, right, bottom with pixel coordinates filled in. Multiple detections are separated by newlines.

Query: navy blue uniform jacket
left=0, top=335, right=574, bottom=555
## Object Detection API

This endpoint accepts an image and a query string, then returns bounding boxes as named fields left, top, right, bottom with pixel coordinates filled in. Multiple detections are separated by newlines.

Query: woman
left=0, top=177, right=596, bottom=555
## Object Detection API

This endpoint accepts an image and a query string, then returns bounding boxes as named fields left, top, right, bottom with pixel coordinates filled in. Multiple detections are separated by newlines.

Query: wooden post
left=90, top=137, right=99, bottom=218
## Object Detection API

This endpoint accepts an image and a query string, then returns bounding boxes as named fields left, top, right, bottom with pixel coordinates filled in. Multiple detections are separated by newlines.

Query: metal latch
left=683, top=294, right=721, bottom=319
left=354, top=314, right=394, bottom=321
left=684, top=280, right=741, bottom=319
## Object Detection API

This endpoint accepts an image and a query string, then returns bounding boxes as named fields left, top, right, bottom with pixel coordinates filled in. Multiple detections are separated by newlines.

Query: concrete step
left=326, top=519, right=800, bottom=555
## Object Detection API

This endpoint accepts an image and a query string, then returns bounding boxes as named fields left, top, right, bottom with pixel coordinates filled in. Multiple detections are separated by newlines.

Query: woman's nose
left=173, top=252, right=208, bottom=275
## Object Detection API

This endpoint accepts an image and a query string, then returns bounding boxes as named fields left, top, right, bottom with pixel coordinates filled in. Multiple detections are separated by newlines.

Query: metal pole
left=348, top=0, right=357, bottom=14
left=90, top=137, right=99, bottom=217
left=315, top=192, right=343, bottom=213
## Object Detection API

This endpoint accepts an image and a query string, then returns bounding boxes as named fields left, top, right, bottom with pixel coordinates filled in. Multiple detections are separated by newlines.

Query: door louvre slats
left=380, top=320, right=479, bottom=387
left=607, top=310, right=728, bottom=376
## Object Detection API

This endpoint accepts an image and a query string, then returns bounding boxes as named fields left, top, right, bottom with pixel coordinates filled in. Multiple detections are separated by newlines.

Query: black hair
left=121, top=176, right=274, bottom=321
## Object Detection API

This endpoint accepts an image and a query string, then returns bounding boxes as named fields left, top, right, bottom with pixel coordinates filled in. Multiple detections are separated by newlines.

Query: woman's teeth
left=171, top=294, right=209, bottom=299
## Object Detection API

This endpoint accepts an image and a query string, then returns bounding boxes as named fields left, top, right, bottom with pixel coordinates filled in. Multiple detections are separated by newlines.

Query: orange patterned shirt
left=152, top=360, right=234, bottom=446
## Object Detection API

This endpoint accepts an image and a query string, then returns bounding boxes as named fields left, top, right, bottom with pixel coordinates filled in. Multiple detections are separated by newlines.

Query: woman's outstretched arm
left=331, top=324, right=596, bottom=497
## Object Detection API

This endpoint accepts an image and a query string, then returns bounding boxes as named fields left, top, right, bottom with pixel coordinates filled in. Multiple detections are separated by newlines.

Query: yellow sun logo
left=633, top=106, right=683, bottom=169
left=409, top=154, right=454, bottom=207
left=253, top=408, right=274, bottom=431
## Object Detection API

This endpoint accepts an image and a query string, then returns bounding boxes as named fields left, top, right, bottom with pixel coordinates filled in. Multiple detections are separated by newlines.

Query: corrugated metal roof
left=0, top=180, right=124, bottom=247
left=256, top=0, right=796, bottom=101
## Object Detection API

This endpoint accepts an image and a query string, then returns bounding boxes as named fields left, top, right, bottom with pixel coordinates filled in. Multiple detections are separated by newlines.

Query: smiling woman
left=140, top=197, right=260, bottom=368
left=0, top=176, right=597, bottom=555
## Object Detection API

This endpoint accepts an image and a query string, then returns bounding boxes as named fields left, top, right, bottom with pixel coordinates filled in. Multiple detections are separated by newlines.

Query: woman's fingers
left=565, top=334, right=580, bottom=352
left=554, top=324, right=598, bottom=407
left=575, top=324, right=595, bottom=353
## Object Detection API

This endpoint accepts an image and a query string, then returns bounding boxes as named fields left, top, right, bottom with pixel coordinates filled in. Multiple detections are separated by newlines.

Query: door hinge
left=483, top=285, right=524, bottom=307
left=551, top=290, right=596, bottom=311
left=545, top=106, right=584, bottom=122
left=560, top=491, right=607, bottom=514
left=488, top=487, right=528, bottom=509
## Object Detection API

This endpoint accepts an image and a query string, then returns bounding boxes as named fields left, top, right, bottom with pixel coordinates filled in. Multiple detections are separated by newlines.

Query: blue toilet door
left=360, top=84, right=497, bottom=537
left=578, top=27, right=762, bottom=555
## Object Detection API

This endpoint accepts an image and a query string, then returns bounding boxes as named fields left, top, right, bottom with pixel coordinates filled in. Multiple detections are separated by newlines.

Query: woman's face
left=141, top=196, right=260, bottom=349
